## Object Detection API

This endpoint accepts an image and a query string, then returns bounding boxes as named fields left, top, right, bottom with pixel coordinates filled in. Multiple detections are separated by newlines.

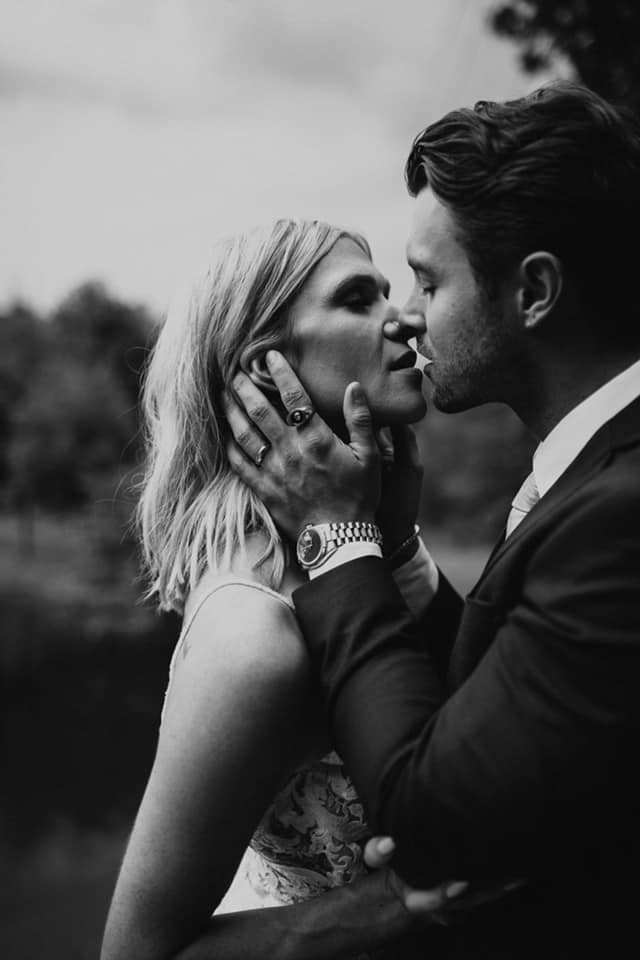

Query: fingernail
left=445, top=881, right=469, bottom=899
left=265, top=350, right=279, bottom=366
left=376, top=836, right=395, bottom=856
left=350, top=382, right=365, bottom=403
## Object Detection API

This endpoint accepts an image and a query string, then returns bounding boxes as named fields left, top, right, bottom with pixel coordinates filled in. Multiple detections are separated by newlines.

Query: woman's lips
left=389, top=350, right=418, bottom=371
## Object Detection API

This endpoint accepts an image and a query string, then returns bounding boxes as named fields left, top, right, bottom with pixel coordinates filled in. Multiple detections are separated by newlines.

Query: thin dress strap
left=161, top=578, right=296, bottom=725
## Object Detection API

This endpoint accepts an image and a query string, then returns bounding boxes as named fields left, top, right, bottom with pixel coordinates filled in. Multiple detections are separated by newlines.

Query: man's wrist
left=384, top=524, right=420, bottom=570
left=296, top=520, right=382, bottom=572
left=391, top=536, right=439, bottom=618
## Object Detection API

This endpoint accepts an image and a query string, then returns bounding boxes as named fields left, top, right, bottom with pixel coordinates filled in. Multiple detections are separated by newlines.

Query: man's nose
left=383, top=306, right=426, bottom=342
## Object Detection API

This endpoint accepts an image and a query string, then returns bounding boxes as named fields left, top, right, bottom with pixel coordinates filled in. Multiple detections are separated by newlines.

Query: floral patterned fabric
left=165, top=578, right=371, bottom=910
left=245, top=749, right=370, bottom=904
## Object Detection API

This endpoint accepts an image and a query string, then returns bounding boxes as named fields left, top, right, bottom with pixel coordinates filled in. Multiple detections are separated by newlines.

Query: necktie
left=506, top=472, right=540, bottom=538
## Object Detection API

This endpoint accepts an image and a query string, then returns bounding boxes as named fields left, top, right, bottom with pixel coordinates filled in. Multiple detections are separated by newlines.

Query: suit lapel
left=472, top=394, right=640, bottom=590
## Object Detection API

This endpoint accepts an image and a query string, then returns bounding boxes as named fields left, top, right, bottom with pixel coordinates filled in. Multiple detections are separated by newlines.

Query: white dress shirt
left=309, top=356, right=640, bottom=614
left=533, top=356, right=640, bottom=497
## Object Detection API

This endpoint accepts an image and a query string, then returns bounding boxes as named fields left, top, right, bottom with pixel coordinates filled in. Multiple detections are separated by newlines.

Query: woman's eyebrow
left=330, top=272, right=391, bottom=300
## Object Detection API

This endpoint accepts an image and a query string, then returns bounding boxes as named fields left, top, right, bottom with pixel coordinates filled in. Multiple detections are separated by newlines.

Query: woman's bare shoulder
left=170, top=568, right=308, bottom=698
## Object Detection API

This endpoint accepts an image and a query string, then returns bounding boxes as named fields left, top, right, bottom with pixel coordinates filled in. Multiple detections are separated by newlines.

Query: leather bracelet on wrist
left=385, top=524, right=420, bottom=570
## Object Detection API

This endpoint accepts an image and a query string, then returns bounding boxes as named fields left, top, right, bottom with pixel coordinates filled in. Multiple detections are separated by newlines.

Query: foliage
left=0, top=303, right=47, bottom=488
left=1, top=283, right=155, bottom=512
left=8, top=360, right=138, bottom=509
left=490, top=1, right=640, bottom=113
left=0, top=280, right=534, bottom=542
left=419, top=402, right=534, bottom=543
left=51, top=282, right=154, bottom=409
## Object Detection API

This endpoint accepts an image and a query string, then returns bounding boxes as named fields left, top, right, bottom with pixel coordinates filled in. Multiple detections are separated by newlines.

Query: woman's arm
left=100, top=585, right=414, bottom=960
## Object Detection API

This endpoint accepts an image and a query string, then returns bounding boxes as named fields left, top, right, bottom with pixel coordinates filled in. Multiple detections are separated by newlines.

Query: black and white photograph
left=2, top=2, right=640, bottom=958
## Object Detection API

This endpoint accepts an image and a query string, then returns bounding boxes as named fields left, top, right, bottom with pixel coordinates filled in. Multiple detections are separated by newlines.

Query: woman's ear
left=517, top=252, right=563, bottom=331
left=244, top=352, right=278, bottom=393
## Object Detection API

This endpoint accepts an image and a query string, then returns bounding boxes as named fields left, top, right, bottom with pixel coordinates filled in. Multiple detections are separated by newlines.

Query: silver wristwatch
left=295, top=521, right=383, bottom=571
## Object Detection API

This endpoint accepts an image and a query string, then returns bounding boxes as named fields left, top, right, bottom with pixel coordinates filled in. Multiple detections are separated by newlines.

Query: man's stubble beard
left=428, top=355, right=501, bottom=414
left=432, top=299, right=524, bottom=414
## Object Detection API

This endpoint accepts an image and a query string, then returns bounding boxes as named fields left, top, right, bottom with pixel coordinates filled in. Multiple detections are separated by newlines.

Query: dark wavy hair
left=406, top=81, right=640, bottom=344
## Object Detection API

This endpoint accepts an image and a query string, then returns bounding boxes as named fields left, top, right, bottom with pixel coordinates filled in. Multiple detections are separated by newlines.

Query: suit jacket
left=294, top=396, right=640, bottom=958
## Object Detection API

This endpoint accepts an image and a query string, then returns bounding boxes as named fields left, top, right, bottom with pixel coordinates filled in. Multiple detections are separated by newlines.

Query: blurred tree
left=490, top=1, right=640, bottom=112
left=8, top=360, right=138, bottom=512
left=0, top=304, right=47, bottom=492
left=419, top=403, right=535, bottom=543
left=51, top=281, right=155, bottom=409
left=7, top=282, right=156, bottom=504
left=3, top=284, right=157, bottom=557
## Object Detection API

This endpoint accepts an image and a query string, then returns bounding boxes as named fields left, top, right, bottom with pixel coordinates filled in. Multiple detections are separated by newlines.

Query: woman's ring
left=286, top=406, right=315, bottom=429
left=255, top=443, right=270, bottom=467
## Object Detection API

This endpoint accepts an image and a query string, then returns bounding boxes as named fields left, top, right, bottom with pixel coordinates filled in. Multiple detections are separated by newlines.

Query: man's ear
left=517, top=252, right=563, bottom=330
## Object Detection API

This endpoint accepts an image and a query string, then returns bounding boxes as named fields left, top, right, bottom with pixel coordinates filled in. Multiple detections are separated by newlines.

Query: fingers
left=442, top=878, right=526, bottom=913
left=226, top=439, right=265, bottom=490
left=404, top=880, right=469, bottom=916
left=363, top=836, right=396, bottom=870
left=229, top=372, right=287, bottom=444
left=225, top=392, right=272, bottom=467
left=264, top=351, right=315, bottom=420
left=343, top=382, right=377, bottom=463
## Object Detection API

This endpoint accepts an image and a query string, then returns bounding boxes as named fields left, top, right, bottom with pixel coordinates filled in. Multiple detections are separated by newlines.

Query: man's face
left=405, top=189, right=518, bottom=413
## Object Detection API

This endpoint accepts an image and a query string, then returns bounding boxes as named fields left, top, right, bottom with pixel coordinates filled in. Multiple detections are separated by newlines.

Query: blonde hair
left=138, top=219, right=370, bottom=613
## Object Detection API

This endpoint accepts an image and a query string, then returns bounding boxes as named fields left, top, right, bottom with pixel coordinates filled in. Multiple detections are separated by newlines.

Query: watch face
left=297, top=527, right=324, bottom=567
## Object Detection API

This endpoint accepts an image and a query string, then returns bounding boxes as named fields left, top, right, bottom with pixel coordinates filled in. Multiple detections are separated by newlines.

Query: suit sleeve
left=417, top=568, right=463, bottom=677
left=293, top=483, right=640, bottom=887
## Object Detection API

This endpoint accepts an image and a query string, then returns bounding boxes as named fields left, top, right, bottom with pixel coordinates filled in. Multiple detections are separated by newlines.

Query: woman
left=101, top=219, right=429, bottom=960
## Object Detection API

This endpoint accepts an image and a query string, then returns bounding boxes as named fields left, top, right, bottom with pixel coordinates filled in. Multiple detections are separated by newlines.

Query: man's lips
left=415, top=342, right=434, bottom=368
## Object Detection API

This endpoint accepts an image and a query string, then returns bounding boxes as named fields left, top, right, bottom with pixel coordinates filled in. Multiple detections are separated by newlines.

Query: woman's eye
left=344, top=293, right=371, bottom=311
left=421, top=285, right=435, bottom=297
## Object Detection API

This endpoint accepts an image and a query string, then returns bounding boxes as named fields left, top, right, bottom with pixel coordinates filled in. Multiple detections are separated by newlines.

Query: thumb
left=391, top=425, right=421, bottom=469
left=344, top=382, right=376, bottom=461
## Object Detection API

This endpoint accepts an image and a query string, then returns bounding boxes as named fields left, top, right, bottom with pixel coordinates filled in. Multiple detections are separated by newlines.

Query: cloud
left=0, top=0, right=552, bottom=311
left=0, top=0, right=533, bottom=125
left=0, top=0, right=216, bottom=117
left=0, top=60, right=178, bottom=118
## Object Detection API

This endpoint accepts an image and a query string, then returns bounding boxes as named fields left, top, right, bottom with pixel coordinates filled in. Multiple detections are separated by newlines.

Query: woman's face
left=284, top=237, right=427, bottom=429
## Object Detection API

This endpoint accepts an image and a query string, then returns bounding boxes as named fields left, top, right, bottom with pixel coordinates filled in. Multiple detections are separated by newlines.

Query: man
left=226, top=82, right=640, bottom=956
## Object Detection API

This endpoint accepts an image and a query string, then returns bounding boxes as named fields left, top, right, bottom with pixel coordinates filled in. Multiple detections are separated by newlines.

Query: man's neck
left=511, top=352, right=640, bottom=441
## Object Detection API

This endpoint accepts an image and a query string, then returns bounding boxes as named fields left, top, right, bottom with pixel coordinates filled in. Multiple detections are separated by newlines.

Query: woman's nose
left=383, top=307, right=426, bottom=342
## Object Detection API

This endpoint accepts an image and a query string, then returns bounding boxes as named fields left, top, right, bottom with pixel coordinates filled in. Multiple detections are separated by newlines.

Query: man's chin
left=430, top=384, right=476, bottom=414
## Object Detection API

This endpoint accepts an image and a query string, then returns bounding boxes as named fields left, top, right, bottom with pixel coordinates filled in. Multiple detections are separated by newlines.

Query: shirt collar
left=533, top=356, right=640, bottom=498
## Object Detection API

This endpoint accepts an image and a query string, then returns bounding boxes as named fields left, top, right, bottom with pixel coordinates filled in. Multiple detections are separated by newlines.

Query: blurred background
left=1, top=1, right=639, bottom=956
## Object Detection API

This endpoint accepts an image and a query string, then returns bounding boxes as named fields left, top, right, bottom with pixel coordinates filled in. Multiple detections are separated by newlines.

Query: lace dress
left=163, top=578, right=371, bottom=915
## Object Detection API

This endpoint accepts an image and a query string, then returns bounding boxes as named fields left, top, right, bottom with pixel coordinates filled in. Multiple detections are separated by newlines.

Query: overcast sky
left=0, top=0, right=561, bottom=315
